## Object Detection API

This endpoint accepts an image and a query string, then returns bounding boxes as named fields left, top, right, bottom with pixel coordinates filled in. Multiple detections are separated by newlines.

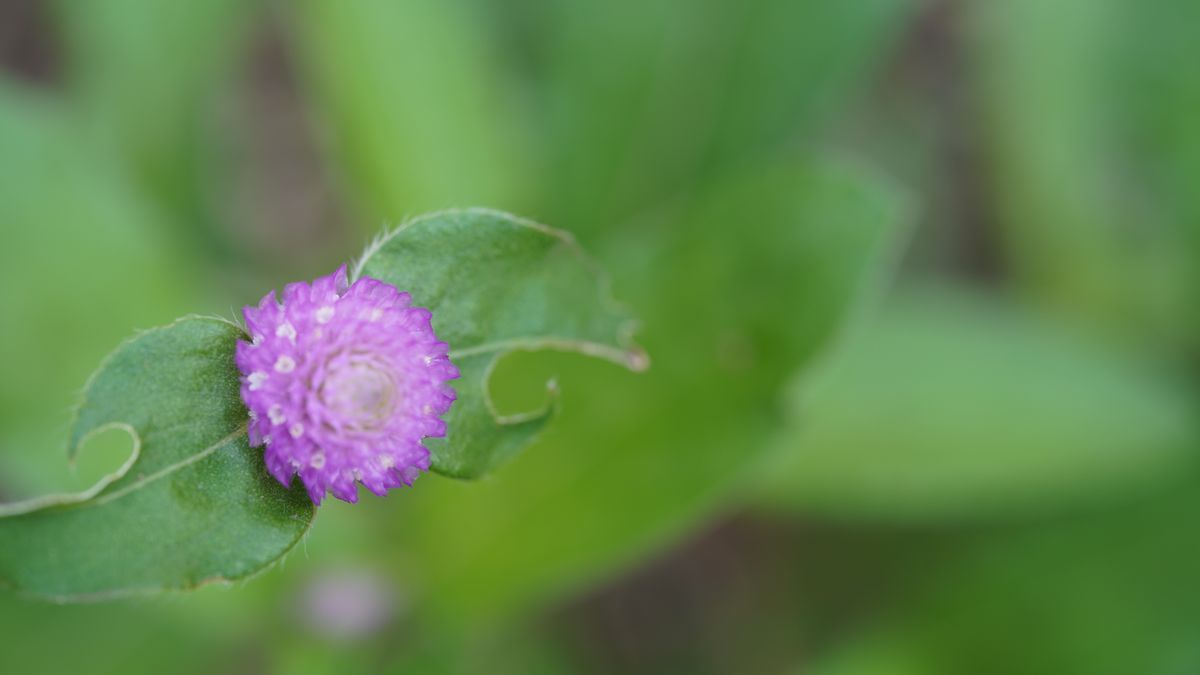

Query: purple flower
left=236, top=265, right=458, bottom=505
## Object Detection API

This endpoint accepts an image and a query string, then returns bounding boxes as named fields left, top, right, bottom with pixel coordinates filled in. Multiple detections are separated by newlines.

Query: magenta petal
left=236, top=266, right=457, bottom=505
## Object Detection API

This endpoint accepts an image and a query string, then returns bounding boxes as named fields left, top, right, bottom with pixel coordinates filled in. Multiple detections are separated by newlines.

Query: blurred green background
left=2, top=0, right=1199, bottom=673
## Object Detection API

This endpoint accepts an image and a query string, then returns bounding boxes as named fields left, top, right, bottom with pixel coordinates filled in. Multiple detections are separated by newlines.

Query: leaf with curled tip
left=0, top=317, right=314, bottom=601
left=354, top=207, right=647, bottom=478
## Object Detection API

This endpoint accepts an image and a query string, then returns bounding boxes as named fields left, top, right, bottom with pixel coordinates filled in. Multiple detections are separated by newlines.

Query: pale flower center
left=319, top=357, right=397, bottom=430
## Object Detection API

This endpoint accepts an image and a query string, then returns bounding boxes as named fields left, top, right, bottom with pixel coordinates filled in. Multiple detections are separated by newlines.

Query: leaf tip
left=624, top=346, right=651, bottom=373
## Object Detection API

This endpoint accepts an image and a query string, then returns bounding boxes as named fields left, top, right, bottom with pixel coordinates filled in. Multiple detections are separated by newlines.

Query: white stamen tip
left=289, top=423, right=305, bottom=438
left=251, top=333, right=264, bottom=346
left=368, top=308, right=383, bottom=322
left=379, top=455, right=395, bottom=469
left=247, top=371, right=268, bottom=390
left=268, top=404, right=286, bottom=426
left=274, top=355, right=296, bottom=373
left=275, top=322, right=297, bottom=341
left=316, top=306, right=335, bottom=324
left=310, top=451, right=326, bottom=469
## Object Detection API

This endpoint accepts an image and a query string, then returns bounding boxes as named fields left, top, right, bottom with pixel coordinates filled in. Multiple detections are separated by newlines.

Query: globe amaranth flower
left=236, top=265, right=458, bottom=505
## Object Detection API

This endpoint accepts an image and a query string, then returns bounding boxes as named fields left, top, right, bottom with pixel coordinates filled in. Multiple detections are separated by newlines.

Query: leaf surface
left=0, top=317, right=314, bottom=601
left=289, top=0, right=534, bottom=227
left=754, top=289, right=1200, bottom=521
left=354, top=208, right=646, bottom=478
left=378, top=161, right=908, bottom=623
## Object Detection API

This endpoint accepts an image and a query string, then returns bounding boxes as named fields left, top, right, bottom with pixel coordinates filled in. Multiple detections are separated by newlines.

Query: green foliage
left=755, top=288, right=1199, bottom=521
left=355, top=208, right=646, bottom=478
left=0, top=592, right=236, bottom=675
left=536, top=0, right=910, bottom=235
left=380, top=159, right=908, bottom=624
left=0, top=318, right=313, bottom=600
left=7, top=0, right=1199, bottom=672
left=805, top=481, right=1200, bottom=675
left=0, top=83, right=196, bottom=496
left=288, top=0, right=534, bottom=225
left=972, top=0, right=1196, bottom=349
left=0, top=209, right=646, bottom=599
left=53, top=0, right=257, bottom=257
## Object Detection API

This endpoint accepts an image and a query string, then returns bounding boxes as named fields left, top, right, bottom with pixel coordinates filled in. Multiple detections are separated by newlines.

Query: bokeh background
left=2, top=1, right=1199, bottom=673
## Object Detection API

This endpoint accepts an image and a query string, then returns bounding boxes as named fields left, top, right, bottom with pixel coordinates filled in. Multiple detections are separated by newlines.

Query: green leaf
left=754, top=288, right=1200, bottom=521
left=0, top=590, right=244, bottom=675
left=354, top=208, right=646, bottom=478
left=53, top=0, right=257, bottom=258
left=1114, top=0, right=1200, bottom=346
left=288, top=0, right=534, bottom=226
left=804, top=481, right=1200, bottom=675
left=0, top=83, right=196, bottom=498
left=377, top=160, right=908, bottom=624
left=971, top=0, right=1193, bottom=348
left=537, top=0, right=913, bottom=235
left=0, top=317, right=313, bottom=601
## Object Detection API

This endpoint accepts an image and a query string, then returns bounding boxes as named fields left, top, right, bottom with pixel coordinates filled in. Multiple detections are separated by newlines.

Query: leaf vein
left=450, top=337, right=647, bottom=371
left=87, top=426, right=248, bottom=508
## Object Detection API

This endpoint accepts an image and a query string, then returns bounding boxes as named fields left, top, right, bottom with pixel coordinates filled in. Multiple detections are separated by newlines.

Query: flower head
left=236, top=265, right=457, bottom=504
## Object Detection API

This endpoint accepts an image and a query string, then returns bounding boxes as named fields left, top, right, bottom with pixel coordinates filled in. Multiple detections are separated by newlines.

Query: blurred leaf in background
left=1114, top=0, right=1200, bottom=345
left=0, top=82, right=196, bottom=499
left=53, top=0, right=258, bottom=261
left=288, top=0, right=536, bottom=228
left=803, top=481, right=1200, bottom=675
left=971, top=0, right=1197, bottom=350
left=533, top=0, right=912, bottom=237
left=755, top=286, right=1199, bottom=521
